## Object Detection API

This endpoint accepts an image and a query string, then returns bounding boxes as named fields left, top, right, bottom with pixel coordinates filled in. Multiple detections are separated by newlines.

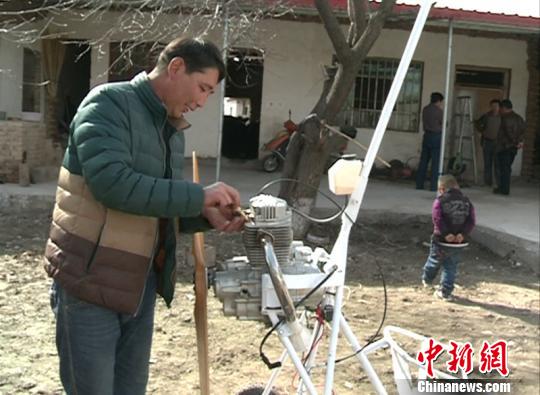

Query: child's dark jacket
left=432, top=188, right=476, bottom=240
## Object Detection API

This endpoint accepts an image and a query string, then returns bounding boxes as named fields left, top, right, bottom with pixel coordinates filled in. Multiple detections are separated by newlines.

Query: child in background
left=422, top=175, right=476, bottom=301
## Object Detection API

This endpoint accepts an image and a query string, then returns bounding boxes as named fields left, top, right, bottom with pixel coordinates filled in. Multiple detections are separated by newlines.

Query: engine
left=212, top=195, right=331, bottom=321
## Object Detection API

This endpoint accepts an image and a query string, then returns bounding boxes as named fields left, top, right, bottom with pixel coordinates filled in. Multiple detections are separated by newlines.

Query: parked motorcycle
left=261, top=111, right=297, bottom=172
left=261, top=116, right=360, bottom=173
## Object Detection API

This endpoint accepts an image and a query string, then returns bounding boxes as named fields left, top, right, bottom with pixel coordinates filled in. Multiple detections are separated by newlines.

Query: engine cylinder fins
left=249, top=194, right=292, bottom=225
left=243, top=226, right=293, bottom=267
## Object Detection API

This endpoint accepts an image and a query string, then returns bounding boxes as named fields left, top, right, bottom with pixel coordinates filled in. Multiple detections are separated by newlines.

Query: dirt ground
left=0, top=207, right=538, bottom=395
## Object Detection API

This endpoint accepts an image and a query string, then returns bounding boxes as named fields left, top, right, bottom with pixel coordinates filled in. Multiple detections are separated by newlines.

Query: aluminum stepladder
left=451, top=96, right=478, bottom=184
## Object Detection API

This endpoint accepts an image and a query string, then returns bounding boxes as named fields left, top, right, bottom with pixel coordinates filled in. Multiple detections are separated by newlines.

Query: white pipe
left=324, top=1, right=435, bottom=394
left=263, top=350, right=288, bottom=395
left=438, top=19, right=454, bottom=177
left=216, top=2, right=228, bottom=182
left=298, top=319, right=323, bottom=394
left=279, top=334, right=319, bottom=395
left=340, top=315, right=388, bottom=395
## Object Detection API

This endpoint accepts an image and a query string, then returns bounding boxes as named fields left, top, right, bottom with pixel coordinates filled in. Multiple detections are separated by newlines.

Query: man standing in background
left=416, top=92, right=444, bottom=191
left=475, top=99, right=501, bottom=187
left=494, top=99, right=526, bottom=195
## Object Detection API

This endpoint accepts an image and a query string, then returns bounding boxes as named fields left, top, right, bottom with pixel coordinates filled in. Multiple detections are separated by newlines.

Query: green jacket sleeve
left=72, top=90, right=205, bottom=218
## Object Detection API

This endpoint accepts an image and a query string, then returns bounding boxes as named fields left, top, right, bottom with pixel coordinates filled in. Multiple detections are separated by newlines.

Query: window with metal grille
left=337, top=58, right=423, bottom=133
left=22, top=48, right=42, bottom=114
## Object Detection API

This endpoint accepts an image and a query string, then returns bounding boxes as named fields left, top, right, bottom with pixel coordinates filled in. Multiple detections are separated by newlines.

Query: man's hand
left=455, top=233, right=464, bottom=243
left=444, top=234, right=456, bottom=243
left=202, top=206, right=245, bottom=232
left=202, top=182, right=244, bottom=232
left=203, top=182, right=241, bottom=209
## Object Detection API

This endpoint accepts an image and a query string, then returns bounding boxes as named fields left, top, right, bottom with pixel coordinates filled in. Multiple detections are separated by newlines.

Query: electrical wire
left=256, top=177, right=388, bottom=366
left=256, top=178, right=347, bottom=223
left=259, top=265, right=338, bottom=369
left=334, top=254, right=387, bottom=364
left=291, top=313, right=325, bottom=391
left=301, top=306, right=325, bottom=369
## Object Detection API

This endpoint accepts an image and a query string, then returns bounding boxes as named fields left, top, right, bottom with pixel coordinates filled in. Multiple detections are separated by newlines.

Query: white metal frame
left=260, top=2, right=437, bottom=394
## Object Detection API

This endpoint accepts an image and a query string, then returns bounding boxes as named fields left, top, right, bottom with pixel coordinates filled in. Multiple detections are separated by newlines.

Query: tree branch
left=347, top=0, right=367, bottom=46
left=351, top=0, right=395, bottom=56
left=375, top=0, right=396, bottom=18
left=314, top=0, right=351, bottom=63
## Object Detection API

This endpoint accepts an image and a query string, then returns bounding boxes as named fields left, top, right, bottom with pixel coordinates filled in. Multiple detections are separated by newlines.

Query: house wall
left=51, top=13, right=227, bottom=160
left=250, top=21, right=529, bottom=175
left=0, top=38, right=63, bottom=183
left=178, top=20, right=530, bottom=176
left=0, top=14, right=532, bottom=177
left=90, top=42, right=109, bottom=88
left=0, top=121, right=63, bottom=183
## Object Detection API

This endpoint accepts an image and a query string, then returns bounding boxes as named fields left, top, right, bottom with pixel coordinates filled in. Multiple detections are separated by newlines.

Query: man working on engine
left=44, top=37, right=245, bottom=394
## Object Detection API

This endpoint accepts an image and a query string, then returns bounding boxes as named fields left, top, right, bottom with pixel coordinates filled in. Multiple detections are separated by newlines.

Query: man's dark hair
left=500, top=99, right=513, bottom=109
left=490, top=99, right=501, bottom=105
left=430, top=92, right=444, bottom=103
left=156, top=37, right=225, bottom=81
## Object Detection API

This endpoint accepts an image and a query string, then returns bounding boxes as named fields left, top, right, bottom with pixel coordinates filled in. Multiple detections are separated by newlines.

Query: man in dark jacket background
left=416, top=92, right=444, bottom=191
left=45, top=37, right=245, bottom=394
left=494, top=99, right=526, bottom=195
left=475, top=99, right=501, bottom=187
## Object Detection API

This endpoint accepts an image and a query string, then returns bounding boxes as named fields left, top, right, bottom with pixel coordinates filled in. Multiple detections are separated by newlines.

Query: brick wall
left=523, top=37, right=540, bottom=179
left=0, top=121, right=63, bottom=183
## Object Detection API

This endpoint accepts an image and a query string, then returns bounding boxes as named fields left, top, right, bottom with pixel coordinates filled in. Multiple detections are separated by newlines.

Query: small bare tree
left=278, top=0, right=396, bottom=237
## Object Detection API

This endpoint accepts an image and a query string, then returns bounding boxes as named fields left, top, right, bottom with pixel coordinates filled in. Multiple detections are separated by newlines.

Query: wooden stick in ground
left=322, top=122, right=392, bottom=168
left=192, top=151, right=210, bottom=395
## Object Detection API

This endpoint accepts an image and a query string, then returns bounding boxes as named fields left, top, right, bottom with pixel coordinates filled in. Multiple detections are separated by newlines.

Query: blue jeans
left=50, top=271, right=157, bottom=395
left=416, top=132, right=441, bottom=191
left=422, top=241, right=460, bottom=296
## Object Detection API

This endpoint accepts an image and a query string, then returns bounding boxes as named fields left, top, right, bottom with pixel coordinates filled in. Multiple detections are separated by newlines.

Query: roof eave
left=288, top=6, right=539, bottom=36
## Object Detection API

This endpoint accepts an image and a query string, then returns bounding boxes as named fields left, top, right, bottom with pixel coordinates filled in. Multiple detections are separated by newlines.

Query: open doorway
left=450, top=66, right=510, bottom=179
left=454, top=66, right=509, bottom=118
left=221, top=48, right=264, bottom=160
left=57, top=43, right=91, bottom=144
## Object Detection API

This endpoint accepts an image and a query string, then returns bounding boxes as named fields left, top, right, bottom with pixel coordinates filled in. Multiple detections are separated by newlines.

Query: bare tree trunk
left=280, top=0, right=396, bottom=239
left=278, top=115, right=345, bottom=237
left=279, top=65, right=360, bottom=237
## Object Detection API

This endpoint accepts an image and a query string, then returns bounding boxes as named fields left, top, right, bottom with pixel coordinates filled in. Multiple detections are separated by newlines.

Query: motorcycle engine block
left=213, top=195, right=330, bottom=321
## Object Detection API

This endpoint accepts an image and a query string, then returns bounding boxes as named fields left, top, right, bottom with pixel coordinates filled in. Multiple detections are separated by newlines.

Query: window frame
left=21, top=46, right=43, bottom=122
left=454, top=64, right=511, bottom=96
left=338, top=57, right=424, bottom=133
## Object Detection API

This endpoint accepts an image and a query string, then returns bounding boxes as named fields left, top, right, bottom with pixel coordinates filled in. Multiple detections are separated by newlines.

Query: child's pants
left=422, top=240, right=461, bottom=296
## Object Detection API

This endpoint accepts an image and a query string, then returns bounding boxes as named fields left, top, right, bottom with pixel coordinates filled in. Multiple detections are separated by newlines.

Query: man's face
left=166, top=57, right=219, bottom=118
left=490, top=102, right=500, bottom=114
